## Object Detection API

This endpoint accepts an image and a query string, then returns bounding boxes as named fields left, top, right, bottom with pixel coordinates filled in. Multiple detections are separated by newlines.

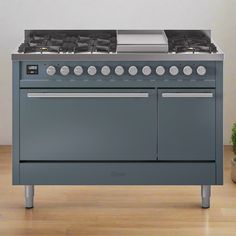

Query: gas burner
left=174, top=45, right=217, bottom=54
left=18, top=30, right=117, bottom=54
left=166, top=30, right=217, bottom=54
left=95, top=45, right=110, bottom=53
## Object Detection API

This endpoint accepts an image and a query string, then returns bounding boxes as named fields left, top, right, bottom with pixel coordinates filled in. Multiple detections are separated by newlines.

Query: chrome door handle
left=161, top=93, right=213, bottom=98
left=27, top=93, right=149, bottom=98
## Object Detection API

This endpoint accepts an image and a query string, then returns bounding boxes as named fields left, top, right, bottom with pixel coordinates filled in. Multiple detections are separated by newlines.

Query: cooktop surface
left=17, top=30, right=218, bottom=54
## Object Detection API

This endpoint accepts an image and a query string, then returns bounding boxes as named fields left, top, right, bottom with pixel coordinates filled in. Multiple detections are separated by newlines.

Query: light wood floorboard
left=0, top=145, right=236, bottom=236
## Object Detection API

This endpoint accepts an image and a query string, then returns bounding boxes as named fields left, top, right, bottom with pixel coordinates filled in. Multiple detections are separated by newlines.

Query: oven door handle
left=27, top=92, right=149, bottom=98
left=161, top=93, right=213, bottom=98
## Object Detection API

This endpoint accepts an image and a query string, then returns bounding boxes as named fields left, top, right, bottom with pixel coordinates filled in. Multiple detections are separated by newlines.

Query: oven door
left=20, top=89, right=157, bottom=161
left=158, top=89, right=215, bottom=161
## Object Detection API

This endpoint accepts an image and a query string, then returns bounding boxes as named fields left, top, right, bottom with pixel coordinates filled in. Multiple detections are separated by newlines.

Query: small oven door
left=20, top=89, right=157, bottom=161
left=158, top=89, right=215, bottom=161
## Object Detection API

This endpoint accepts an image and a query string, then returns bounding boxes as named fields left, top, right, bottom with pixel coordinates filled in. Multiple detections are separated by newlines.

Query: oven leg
left=25, top=185, right=34, bottom=209
left=201, top=185, right=211, bottom=209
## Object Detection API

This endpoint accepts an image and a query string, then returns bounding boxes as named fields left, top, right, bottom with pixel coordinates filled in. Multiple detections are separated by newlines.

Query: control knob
left=197, top=66, right=207, bottom=76
left=169, top=66, right=179, bottom=76
left=101, top=66, right=111, bottom=76
left=87, top=66, right=97, bottom=76
left=142, top=66, right=152, bottom=76
left=156, top=66, right=165, bottom=76
left=46, top=65, right=56, bottom=76
left=74, top=65, right=83, bottom=76
left=183, top=66, right=193, bottom=76
left=128, top=66, right=138, bottom=76
left=60, top=66, right=70, bottom=76
left=115, top=66, right=125, bottom=76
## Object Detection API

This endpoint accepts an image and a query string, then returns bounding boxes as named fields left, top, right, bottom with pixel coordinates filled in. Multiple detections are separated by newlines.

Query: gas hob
left=12, top=30, right=223, bottom=62
left=17, top=30, right=219, bottom=54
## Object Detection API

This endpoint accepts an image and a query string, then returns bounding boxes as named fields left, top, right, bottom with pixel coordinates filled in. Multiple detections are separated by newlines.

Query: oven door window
left=158, top=89, right=215, bottom=161
left=20, top=89, right=157, bottom=161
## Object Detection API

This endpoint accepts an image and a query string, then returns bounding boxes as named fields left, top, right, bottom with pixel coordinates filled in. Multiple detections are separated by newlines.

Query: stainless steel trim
left=117, top=45, right=168, bottom=53
left=27, top=92, right=149, bottom=98
left=11, top=52, right=224, bottom=61
left=161, top=93, right=213, bottom=98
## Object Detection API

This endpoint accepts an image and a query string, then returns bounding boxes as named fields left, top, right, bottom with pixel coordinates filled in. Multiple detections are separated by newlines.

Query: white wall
left=0, top=0, right=235, bottom=144
left=212, top=1, right=236, bottom=145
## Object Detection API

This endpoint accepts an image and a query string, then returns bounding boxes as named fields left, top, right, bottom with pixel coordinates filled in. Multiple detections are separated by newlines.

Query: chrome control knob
left=74, top=65, right=83, bottom=76
left=156, top=66, right=165, bottom=76
left=169, top=66, right=179, bottom=76
left=60, top=66, right=70, bottom=76
left=87, top=66, right=97, bottom=76
left=101, top=66, right=111, bottom=76
left=197, top=66, right=207, bottom=76
left=46, top=65, right=56, bottom=76
left=142, top=66, right=152, bottom=76
left=128, top=66, right=138, bottom=76
left=115, top=66, right=124, bottom=76
left=183, top=66, right=193, bottom=76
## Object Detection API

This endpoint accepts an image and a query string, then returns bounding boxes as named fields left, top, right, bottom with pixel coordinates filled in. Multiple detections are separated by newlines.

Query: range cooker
left=12, top=30, right=224, bottom=209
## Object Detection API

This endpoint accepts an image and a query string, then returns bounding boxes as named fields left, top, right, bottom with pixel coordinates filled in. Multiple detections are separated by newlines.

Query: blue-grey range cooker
left=12, top=30, right=224, bottom=208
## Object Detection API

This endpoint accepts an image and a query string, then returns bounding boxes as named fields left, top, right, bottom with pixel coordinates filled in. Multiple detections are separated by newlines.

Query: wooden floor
left=0, top=146, right=236, bottom=236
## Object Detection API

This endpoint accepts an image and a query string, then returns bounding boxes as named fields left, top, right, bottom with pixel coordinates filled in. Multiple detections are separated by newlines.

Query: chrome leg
left=25, top=185, right=34, bottom=209
left=201, top=185, right=211, bottom=208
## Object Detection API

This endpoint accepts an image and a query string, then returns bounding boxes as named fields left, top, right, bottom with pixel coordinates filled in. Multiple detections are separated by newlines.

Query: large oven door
left=158, top=89, right=215, bottom=161
left=20, top=89, right=157, bottom=161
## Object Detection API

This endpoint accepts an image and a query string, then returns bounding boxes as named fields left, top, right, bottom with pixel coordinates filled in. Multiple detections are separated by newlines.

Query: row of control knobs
left=46, top=65, right=207, bottom=76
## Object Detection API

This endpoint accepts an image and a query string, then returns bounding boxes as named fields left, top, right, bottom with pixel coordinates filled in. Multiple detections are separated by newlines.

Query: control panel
left=44, top=64, right=207, bottom=77
left=21, top=61, right=215, bottom=84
